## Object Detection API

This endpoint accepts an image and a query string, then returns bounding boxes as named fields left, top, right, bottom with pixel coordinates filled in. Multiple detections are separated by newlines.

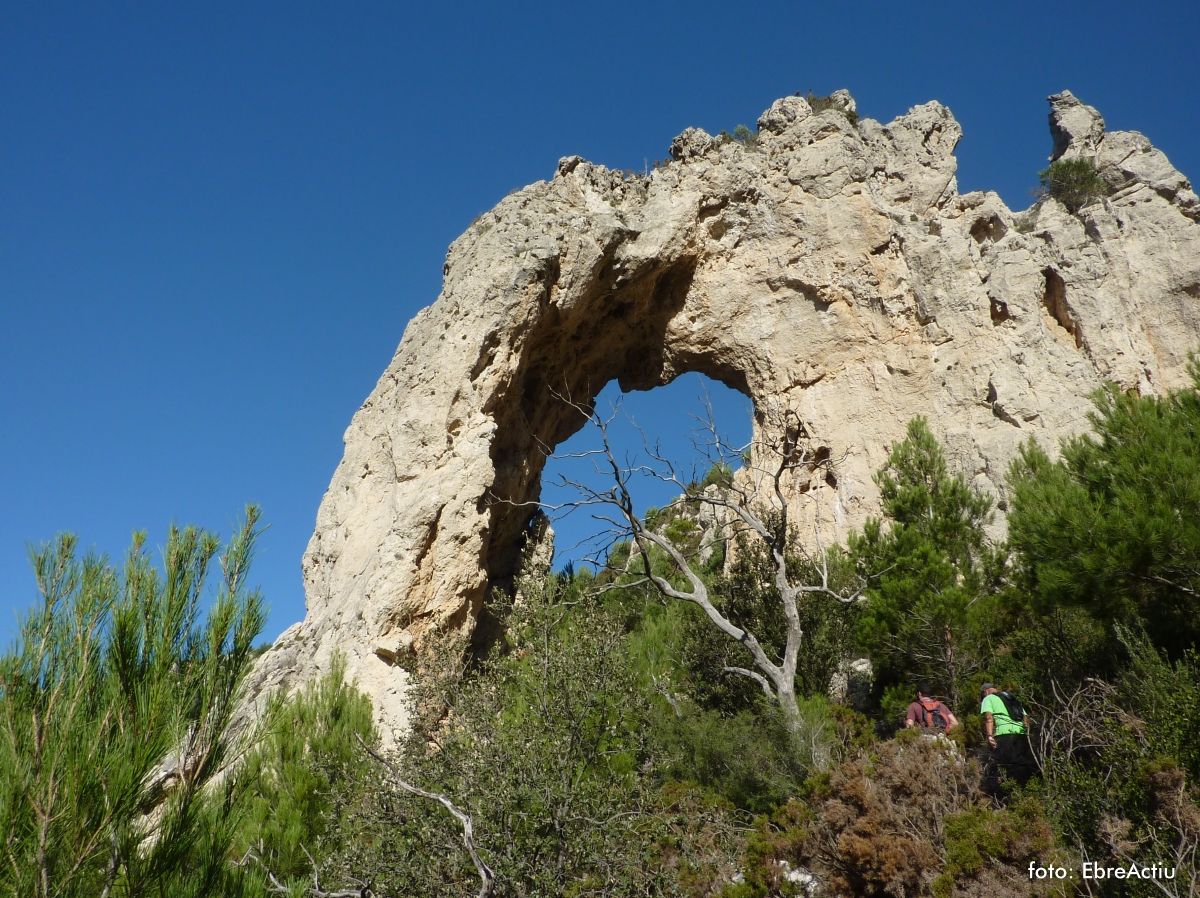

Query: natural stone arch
left=482, top=255, right=701, bottom=582
left=246, top=90, right=1200, bottom=738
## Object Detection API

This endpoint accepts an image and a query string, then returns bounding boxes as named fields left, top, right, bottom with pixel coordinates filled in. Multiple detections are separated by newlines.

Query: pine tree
left=234, top=654, right=377, bottom=888
left=0, top=509, right=265, bottom=898
left=1007, top=371, right=1200, bottom=659
left=852, top=418, right=1000, bottom=710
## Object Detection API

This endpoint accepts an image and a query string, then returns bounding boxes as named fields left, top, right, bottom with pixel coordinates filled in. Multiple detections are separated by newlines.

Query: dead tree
left=540, top=394, right=861, bottom=737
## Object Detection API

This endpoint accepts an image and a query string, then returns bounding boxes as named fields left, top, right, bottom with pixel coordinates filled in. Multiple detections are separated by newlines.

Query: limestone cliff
left=249, top=90, right=1200, bottom=737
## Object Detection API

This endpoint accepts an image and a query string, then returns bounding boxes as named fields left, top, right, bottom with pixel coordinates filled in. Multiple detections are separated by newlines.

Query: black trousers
left=982, top=733, right=1036, bottom=797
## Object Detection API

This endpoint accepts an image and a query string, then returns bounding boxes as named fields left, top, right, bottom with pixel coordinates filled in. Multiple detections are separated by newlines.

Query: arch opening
left=538, top=373, right=754, bottom=577
left=477, top=253, right=766, bottom=603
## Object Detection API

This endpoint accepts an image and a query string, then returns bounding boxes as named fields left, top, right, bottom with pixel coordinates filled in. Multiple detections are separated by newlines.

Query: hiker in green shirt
left=980, top=682, right=1036, bottom=798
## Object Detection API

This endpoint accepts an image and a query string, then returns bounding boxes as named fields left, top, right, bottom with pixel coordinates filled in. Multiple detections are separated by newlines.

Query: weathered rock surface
left=248, top=91, right=1200, bottom=738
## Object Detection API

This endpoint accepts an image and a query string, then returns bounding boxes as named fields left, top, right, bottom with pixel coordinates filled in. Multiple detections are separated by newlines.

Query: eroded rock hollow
left=251, top=90, right=1200, bottom=736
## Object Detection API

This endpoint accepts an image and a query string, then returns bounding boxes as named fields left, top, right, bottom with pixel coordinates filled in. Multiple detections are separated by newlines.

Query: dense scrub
left=8, top=368, right=1200, bottom=896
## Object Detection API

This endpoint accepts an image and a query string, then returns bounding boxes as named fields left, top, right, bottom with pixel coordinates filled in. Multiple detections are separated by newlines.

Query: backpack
left=919, top=698, right=948, bottom=730
left=996, top=691, right=1026, bottom=724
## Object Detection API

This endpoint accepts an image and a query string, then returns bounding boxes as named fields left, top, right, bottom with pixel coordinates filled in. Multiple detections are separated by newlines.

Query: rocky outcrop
left=1050, top=90, right=1199, bottom=218
left=248, top=91, right=1200, bottom=738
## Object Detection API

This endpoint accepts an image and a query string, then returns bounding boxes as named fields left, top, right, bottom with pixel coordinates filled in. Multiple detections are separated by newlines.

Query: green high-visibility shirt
left=981, top=693, right=1025, bottom=736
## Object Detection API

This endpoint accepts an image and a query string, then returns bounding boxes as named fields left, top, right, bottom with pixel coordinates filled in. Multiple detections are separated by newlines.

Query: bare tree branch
left=488, top=386, right=862, bottom=743
left=357, top=735, right=495, bottom=898
left=238, top=845, right=372, bottom=898
left=722, top=666, right=774, bottom=698
left=651, top=675, right=684, bottom=717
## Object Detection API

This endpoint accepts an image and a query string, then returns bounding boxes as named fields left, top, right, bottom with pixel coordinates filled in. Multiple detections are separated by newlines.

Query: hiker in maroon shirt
left=905, top=684, right=959, bottom=732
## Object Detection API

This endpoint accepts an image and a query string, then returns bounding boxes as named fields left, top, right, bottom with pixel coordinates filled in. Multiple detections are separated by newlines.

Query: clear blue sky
left=3, top=1, right=1197, bottom=646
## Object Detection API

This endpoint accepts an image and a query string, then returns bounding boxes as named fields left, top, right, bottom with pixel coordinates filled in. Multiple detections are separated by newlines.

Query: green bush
left=653, top=703, right=810, bottom=813
left=644, top=505, right=662, bottom=531
left=699, top=460, right=735, bottom=490
left=984, top=604, right=1112, bottom=702
left=716, top=124, right=759, bottom=147
left=938, top=796, right=1061, bottom=897
left=723, top=800, right=810, bottom=898
left=1117, top=627, right=1200, bottom=777
left=317, top=576, right=680, bottom=896
left=664, top=514, right=699, bottom=544
left=1007, top=372, right=1200, bottom=660
left=637, top=782, right=744, bottom=898
left=732, top=124, right=757, bottom=146
left=234, top=655, right=378, bottom=890
left=1038, top=157, right=1109, bottom=212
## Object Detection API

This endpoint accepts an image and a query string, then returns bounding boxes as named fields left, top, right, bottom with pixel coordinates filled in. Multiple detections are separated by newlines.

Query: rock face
left=249, top=91, right=1200, bottom=738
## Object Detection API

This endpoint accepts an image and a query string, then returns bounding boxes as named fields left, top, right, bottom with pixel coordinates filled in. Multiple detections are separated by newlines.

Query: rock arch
left=250, top=90, right=1200, bottom=736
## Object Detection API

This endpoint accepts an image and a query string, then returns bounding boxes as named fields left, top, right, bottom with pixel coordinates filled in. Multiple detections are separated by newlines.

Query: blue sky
left=3, top=1, right=1198, bottom=646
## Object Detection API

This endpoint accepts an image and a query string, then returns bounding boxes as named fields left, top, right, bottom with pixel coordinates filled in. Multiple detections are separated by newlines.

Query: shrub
left=699, top=461, right=735, bottom=490
left=644, top=505, right=662, bottom=531
left=234, top=655, right=378, bottom=890
left=665, top=514, right=700, bottom=544
left=1012, top=207, right=1041, bottom=235
left=938, top=796, right=1062, bottom=898
left=653, top=703, right=810, bottom=813
left=1007, top=373, right=1200, bottom=661
left=805, top=734, right=977, bottom=897
left=732, top=124, right=758, bottom=147
left=317, top=576, right=680, bottom=897
left=638, top=782, right=745, bottom=898
left=1028, top=680, right=1200, bottom=894
left=1121, top=760, right=1200, bottom=894
left=804, top=91, right=858, bottom=126
left=1117, top=628, right=1200, bottom=776
left=1038, top=157, right=1109, bottom=212
left=727, top=799, right=811, bottom=897
left=983, top=604, right=1113, bottom=703
left=716, top=124, right=760, bottom=148
left=801, top=734, right=1061, bottom=898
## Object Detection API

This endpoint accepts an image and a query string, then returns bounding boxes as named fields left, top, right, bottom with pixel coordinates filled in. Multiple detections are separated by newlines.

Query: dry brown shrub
left=808, top=734, right=973, bottom=897
left=803, top=732, right=1061, bottom=898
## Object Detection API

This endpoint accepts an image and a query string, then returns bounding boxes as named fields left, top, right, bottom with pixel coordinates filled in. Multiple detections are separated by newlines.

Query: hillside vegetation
left=6, top=369, right=1200, bottom=897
